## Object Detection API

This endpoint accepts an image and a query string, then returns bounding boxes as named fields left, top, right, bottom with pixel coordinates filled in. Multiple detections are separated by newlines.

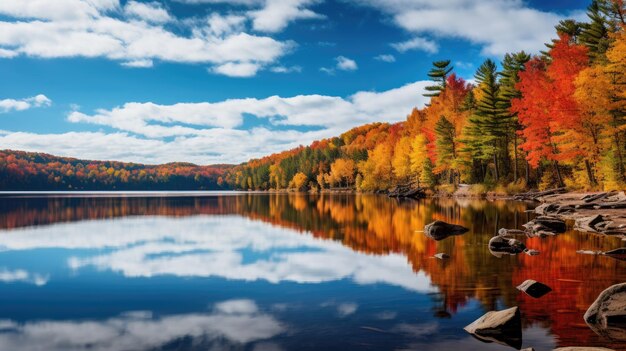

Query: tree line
left=0, top=150, right=230, bottom=190
left=226, top=0, right=625, bottom=193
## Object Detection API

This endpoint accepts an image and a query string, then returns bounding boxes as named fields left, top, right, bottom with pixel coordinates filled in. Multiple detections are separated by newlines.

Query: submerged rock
left=489, top=236, right=527, bottom=258
left=464, top=306, right=522, bottom=349
left=516, top=279, right=552, bottom=298
left=423, top=221, right=469, bottom=241
left=584, top=283, right=626, bottom=342
left=525, top=249, right=540, bottom=256
left=498, top=228, right=527, bottom=236
left=433, top=253, right=450, bottom=259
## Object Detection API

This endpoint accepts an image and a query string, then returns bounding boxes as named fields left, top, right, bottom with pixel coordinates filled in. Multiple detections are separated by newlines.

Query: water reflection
left=0, top=193, right=624, bottom=350
left=0, top=299, right=284, bottom=351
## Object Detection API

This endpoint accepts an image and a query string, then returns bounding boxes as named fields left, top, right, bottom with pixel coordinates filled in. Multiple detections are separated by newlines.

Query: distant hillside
left=0, top=150, right=232, bottom=190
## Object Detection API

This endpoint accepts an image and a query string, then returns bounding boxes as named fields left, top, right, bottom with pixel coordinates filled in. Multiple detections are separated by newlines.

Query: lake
left=0, top=193, right=624, bottom=351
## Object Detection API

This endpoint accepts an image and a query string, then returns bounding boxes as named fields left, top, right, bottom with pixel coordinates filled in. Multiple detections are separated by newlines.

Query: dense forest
left=225, top=0, right=626, bottom=193
left=0, top=150, right=230, bottom=190
left=1, top=0, right=624, bottom=193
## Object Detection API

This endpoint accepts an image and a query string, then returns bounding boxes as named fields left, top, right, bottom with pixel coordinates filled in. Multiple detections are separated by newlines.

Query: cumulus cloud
left=1, top=81, right=429, bottom=163
left=0, top=300, right=285, bottom=351
left=350, top=0, right=576, bottom=55
left=249, top=0, right=324, bottom=33
left=374, top=54, right=395, bottom=62
left=0, top=94, right=51, bottom=113
left=321, top=56, right=358, bottom=74
left=335, top=56, right=357, bottom=71
left=124, top=1, right=172, bottom=23
left=0, top=0, right=291, bottom=77
left=211, top=62, right=262, bottom=77
left=391, top=37, right=438, bottom=53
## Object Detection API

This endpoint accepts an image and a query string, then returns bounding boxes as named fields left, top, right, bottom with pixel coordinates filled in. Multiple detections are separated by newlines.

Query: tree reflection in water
left=0, top=193, right=624, bottom=349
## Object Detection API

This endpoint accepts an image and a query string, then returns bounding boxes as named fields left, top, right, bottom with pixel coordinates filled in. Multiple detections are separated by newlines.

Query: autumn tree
left=392, top=136, right=413, bottom=183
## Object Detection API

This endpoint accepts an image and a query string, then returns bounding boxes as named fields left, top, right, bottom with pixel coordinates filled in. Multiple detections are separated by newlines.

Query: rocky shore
left=520, top=190, right=626, bottom=239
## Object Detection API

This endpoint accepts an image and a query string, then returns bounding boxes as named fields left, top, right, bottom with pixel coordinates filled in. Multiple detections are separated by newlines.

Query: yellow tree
left=358, top=143, right=393, bottom=191
left=289, top=172, right=308, bottom=190
left=409, top=134, right=429, bottom=182
left=392, top=136, right=413, bottom=183
left=574, top=65, right=612, bottom=185
left=604, top=27, right=626, bottom=180
left=325, top=158, right=356, bottom=187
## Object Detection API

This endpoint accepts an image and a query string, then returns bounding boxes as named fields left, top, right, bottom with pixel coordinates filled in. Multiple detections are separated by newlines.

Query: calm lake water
left=0, top=193, right=624, bottom=351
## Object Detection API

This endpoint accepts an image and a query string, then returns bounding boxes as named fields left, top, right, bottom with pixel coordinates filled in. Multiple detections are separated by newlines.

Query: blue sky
left=0, top=0, right=589, bottom=165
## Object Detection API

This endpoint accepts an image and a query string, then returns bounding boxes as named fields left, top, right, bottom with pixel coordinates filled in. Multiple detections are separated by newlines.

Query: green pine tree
left=423, top=60, right=453, bottom=98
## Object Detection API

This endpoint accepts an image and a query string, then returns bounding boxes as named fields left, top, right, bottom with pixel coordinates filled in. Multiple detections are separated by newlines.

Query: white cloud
left=206, top=13, right=248, bottom=37
left=0, top=94, right=51, bottom=113
left=250, top=0, right=324, bottom=33
left=121, top=59, right=153, bottom=68
left=270, top=65, right=302, bottom=73
left=350, top=0, right=575, bottom=56
left=0, top=300, right=285, bottom=351
left=124, top=1, right=172, bottom=24
left=1, top=81, right=430, bottom=163
left=374, top=54, right=395, bottom=62
left=391, top=37, right=438, bottom=53
left=211, top=62, right=262, bottom=77
left=0, top=0, right=291, bottom=76
left=335, top=56, right=357, bottom=71
left=0, top=48, right=18, bottom=58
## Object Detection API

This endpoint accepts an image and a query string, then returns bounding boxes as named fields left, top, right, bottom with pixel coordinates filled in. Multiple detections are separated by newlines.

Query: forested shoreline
left=1, top=1, right=624, bottom=193
left=0, top=150, right=230, bottom=190
left=226, top=0, right=626, bottom=194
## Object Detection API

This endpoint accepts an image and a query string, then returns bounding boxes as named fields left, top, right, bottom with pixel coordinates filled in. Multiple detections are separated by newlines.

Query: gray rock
left=424, top=220, right=469, bottom=241
left=464, top=306, right=522, bottom=349
left=516, top=279, right=552, bottom=298
left=575, top=215, right=606, bottom=233
left=498, top=228, right=527, bottom=236
left=584, top=283, right=626, bottom=342
left=532, top=216, right=566, bottom=233
left=489, top=236, right=527, bottom=257
left=433, top=253, right=450, bottom=259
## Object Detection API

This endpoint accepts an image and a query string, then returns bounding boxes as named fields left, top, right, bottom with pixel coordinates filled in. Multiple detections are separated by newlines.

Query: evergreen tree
left=434, top=116, right=457, bottom=183
left=498, top=51, right=531, bottom=181
left=467, top=59, right=507, bottom=182
left=580, top=0, right=611, bottom=63
left=423, top=60, right=453, bottom=98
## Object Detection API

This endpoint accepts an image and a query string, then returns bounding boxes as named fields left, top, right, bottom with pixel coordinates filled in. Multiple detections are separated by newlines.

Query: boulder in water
left=516, top=279, right=552, bottom=298
left=464, top=306, right=522, bottom=349
left=584, top=283, right=626, bottom=342
left=433, top=253, right=450, bottom=259
left=489, top=236, right=527, bottom=257
left=424, top=221, right=469, bottom=241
